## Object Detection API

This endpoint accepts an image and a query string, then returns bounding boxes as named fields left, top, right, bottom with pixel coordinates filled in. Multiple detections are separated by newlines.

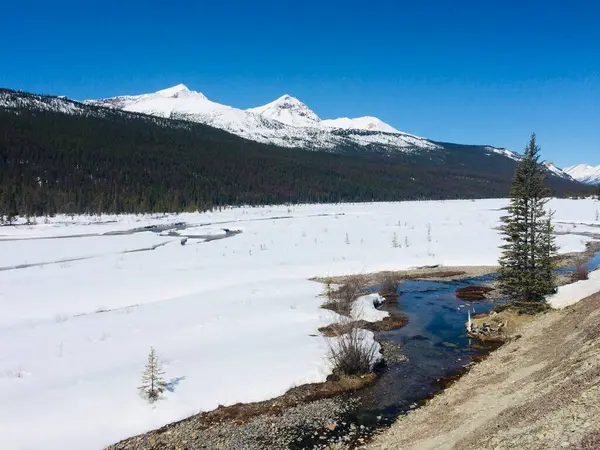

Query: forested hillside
left=0, top=89, right=591, bottom=218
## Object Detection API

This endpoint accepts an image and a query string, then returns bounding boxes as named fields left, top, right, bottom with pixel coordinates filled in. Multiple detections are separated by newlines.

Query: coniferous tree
left=138, top=347, right=167, bottom=403
left=497, top=134, right=558, bottom=311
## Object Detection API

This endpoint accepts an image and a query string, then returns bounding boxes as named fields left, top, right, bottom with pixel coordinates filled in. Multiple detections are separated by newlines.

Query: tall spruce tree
left=497, top=133, right=558, bottom=311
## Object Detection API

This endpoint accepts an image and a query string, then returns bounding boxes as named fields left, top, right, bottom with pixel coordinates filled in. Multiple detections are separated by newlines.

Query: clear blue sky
left=1, top=0, right=599, bottom=167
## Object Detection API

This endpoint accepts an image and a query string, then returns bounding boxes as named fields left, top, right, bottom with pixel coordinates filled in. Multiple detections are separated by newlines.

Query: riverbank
left=366, top=290, right=600, bottom=450
left=106, top=253, right=599, bottom=450
left=108, top=264, right=490, bottom=450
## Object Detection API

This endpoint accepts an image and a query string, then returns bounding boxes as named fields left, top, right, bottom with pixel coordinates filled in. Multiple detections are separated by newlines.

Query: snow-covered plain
left=0, top=198, right=598, bottom=450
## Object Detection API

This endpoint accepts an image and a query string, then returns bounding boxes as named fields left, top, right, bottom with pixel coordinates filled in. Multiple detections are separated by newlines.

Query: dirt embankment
left=366, top=292, right=600, bottom=450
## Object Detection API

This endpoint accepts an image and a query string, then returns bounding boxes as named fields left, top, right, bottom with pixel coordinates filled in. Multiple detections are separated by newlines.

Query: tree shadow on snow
left=166, top=376, right=186, bottom=392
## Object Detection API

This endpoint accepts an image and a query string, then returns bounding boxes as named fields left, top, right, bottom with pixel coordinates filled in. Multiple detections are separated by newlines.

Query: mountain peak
left=321, top=116, right=400, bottom=134
left=274, top=94, right=301, bottom=104
left=247, top=95, right=320, bottom=127
left=564, top=163, right=600, bottom=185
left=154, top=84, right=207, bottom=100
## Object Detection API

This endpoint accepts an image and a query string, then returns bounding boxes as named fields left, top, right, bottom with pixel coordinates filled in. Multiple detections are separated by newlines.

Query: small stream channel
left=298, top=250, right=600, bottom=449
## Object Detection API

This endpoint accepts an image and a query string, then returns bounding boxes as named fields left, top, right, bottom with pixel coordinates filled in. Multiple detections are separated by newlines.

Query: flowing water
left=300, top=250, right=600, bottom=448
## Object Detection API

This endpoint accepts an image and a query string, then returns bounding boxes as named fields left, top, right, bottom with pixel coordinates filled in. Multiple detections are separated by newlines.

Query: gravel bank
left=107, top=395, right=361, bottom=450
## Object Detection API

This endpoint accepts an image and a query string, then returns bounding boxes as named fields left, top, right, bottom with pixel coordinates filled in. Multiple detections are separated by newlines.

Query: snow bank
left=352, top=294, right=388, bottom=322
left=548, top=269, right=600, bottom=309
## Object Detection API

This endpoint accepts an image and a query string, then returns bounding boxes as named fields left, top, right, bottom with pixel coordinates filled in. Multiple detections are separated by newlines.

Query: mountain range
left=86, top=84, right=589, bottom=182
left=0, top=86, right=594, bottom=217
left=86, top=83, right=442, bottom=153
left=564, top=164, right=600, bottom=185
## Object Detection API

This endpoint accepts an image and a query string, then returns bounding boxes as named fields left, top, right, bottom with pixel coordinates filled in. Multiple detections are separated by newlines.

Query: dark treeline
left=0, top=90, right=592, bottom=218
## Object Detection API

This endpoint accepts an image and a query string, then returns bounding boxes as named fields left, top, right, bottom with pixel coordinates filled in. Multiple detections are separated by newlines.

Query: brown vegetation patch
left=319, top=313, right=408, bottom=337
left=469, top=308, right=537, bottom=343
left=456, top=285, right=494, bottom=300
left=362, top=313, right=408, bottom=332
left=314, top=267, right=487, bottom=287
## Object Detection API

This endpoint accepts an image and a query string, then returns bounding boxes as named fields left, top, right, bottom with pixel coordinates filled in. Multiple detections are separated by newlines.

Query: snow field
left=0, top=198, right=598, bottom=450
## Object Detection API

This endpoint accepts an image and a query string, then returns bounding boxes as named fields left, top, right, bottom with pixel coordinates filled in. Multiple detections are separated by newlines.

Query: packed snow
left=0, top=198, right=598, bottom=450
left=548, top=269, right=600, bottom=309
left=352, top=294, right=388, bottom=322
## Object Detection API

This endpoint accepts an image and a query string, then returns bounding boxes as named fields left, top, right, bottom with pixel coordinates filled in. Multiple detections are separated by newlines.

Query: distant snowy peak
left=564, top=164, right=600, bottom=185
left=154, top=83, right=202, bottom=98
left=543, top=161, right=575, bottom=180
left=483, top=146, right=521, bottom=162
left=248, top=96, right=401, bottom=134
left=86, top=84, right=208, bottom=110
left=321, top=116, right=400, bottom=134
left=83, top=84, right=441, bottom=152
left=247, top=94, right=321, bottom=127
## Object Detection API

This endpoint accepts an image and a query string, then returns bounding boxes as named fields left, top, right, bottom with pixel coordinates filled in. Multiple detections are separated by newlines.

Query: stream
left=299, top=250, right=600, bottom=449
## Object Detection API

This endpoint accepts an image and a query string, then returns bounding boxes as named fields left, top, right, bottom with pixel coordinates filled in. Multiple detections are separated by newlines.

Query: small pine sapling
left=138, top=347, right=167, bottom=403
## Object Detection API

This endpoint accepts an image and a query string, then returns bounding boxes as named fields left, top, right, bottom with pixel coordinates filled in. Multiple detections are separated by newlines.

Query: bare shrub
left=326, top=322, right=378, bottom=376
left=572, top=264, right=589, bottom=282
left=324, top=276, right=367, bottom=316
left=379, top=272, right=399, bottom=298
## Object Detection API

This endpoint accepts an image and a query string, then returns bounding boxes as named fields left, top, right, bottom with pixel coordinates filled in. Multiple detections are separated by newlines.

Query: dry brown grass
left=314, top=268, right=474, bottom=287
left=456, top=285, right=494, bottom=300
left=319, top=313, right=408, bottom=337
left=470, top=309, right=537, bottom=342
left=321, top=275, right=368, bottom=316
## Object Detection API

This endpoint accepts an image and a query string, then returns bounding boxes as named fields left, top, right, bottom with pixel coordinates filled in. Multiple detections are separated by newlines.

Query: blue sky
left=1, top=0, right=599, bottom=167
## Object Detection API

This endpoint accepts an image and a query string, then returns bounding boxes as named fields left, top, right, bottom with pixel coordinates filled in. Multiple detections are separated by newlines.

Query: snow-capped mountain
left=246, top=94, right=320, bottom=127
left=0, top=85, right=580, bottom=185
left=543, top=161, right=575, bottom=181
left=564, top=164, right=600, bottom=185
left=86, top=84, right=440, bottom=152
left=321, top=116, right=400, bottom=134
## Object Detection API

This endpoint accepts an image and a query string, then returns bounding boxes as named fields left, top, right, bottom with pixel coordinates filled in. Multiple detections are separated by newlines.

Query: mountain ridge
left=564, top=164, right=600, bottom=185
left=85, top=84, right=448, bottom=153
left=1, top=87, right=592, bottom=218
